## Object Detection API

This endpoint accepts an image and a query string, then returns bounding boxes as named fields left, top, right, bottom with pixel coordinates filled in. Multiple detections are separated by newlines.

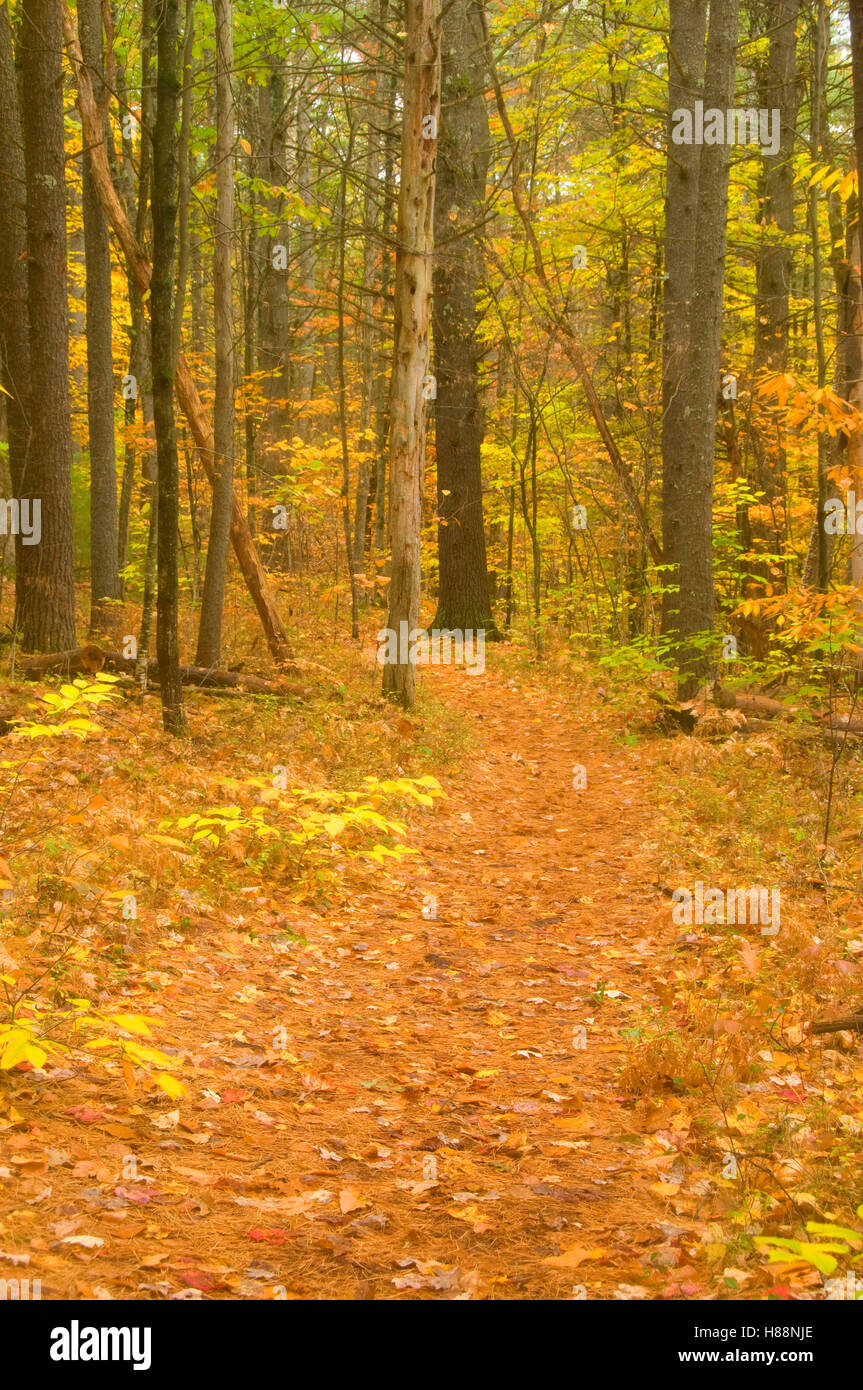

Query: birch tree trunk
left=382, top=0, right=441, bottom=709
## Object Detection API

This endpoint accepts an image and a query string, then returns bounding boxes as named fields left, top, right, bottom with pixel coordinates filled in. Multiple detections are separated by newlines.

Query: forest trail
left=1, top=666, right=721, bottom=1300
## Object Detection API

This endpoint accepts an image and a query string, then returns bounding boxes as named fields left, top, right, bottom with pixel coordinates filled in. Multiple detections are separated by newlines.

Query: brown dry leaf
left=109, top=1221, right=146, bottom=1239
left=553, top=1114, right=594, bottom=1133
left=338, top=1188, right=366, bottom=1214
left=542, top=1245, right=607, bottom=1269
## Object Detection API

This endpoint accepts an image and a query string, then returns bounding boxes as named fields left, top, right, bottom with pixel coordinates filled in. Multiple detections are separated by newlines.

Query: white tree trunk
left=382, top=0, right=441, bottom=709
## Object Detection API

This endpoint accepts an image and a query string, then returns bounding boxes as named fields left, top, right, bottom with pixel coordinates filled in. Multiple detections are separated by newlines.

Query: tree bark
left=0, top=1, right=31, bottom=627
left=845, top=0, right=863, bottom=606
left=80, top=0, right=121, bottom=637
left=382, top=0, right=442, bottom=709
left=748, top=0, right=799, bottom=571
left=150, top=0, right=186, bottom=733
left=257, top=60, right=291, bottom=469
left=293, top=82, right=316, bottom=440
left=195, top=0, right=235, bottom=667
left=431, top=0, right=496, bottom=636
left=62, top=1, right=292, bottom=666
left=18, top=0, right=77, bottom=653
left=661, top=0, right=738, bottom=696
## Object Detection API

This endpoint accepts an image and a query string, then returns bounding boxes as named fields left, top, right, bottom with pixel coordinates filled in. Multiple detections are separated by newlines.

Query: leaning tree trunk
left=150, top=0, right=186, bottom=733
left=79, top=0, right=121, bottom=638
left=382, top=0, right=442, bottom=710
left=430, top=0, right=497, bottom=637
left=18, top=0, right=77, bottom=653
left=195, top=0, right=235, bottom=668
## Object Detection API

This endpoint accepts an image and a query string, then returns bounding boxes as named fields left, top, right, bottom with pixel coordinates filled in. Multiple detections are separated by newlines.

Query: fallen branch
left=810, top=1010, right=863, bottom=1035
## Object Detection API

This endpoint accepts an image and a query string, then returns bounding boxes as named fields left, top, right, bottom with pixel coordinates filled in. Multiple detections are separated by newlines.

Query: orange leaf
left=542, top=1245, right=607, bottom=1269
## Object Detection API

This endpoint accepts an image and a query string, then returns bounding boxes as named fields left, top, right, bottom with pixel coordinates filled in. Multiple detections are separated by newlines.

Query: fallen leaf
left=542, top=1245, right=607, bottom=1269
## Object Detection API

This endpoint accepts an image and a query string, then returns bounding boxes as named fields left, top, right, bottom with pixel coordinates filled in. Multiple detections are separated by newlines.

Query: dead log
left=816, top=713, right=863, bottom=735
left=18, top=645, right=302, bottom=697
left=19, top=645, right=106, bottom=678
left=713, top=686, right=794, bottom=720
left=100, top=650, right=290, bottom=694
left=810, top=1010, right=863, bottom=1035
left=714, top=683, right=863, bottom=735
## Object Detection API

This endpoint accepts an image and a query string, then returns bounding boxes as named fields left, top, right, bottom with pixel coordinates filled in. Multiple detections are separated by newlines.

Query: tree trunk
left=382, top=0, right=442, bottom=710
left=150, top=0, right=186, bottom=733
left=748, top=0, right=799, bottom=571
left=63, top=5, right=292, bottom=666
left=18, top=0, right=77, bottom=653
left=430, top=0, right=496, bottom=636
left=373, top=48, right=400, bottom=558
left=257, top=61, right=291, bottom=469
left=353, top=8, right=386, bottom=587
left=844, top=0, right=863, bottom=607
left=293, top=84, right=316, bottom=440
left=80, top=0, right=121, bottom=638
left=661, top=0, right=738, bottom=696
left=0, top=1, right=31, bottom=628
left=195, top=0, right=235, bottom=668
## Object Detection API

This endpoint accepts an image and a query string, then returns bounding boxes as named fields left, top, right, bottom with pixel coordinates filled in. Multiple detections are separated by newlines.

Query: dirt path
left=2, top=665, right=703, bottom=1300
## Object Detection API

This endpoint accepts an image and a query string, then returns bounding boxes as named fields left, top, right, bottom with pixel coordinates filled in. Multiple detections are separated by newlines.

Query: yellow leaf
left=108, top=1014, right=153, bottom=1037
left=154, top=1072, right=186, bottom=1100
left=122, top=1040, right=175, bottom=1069
left=0, top=1030, right=31, bottom=1069
left=23, top=1043, right=47, bottom=1068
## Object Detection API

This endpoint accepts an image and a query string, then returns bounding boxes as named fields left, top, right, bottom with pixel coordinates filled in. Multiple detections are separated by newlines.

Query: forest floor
left=0, top=639, right=860, bottom=1300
